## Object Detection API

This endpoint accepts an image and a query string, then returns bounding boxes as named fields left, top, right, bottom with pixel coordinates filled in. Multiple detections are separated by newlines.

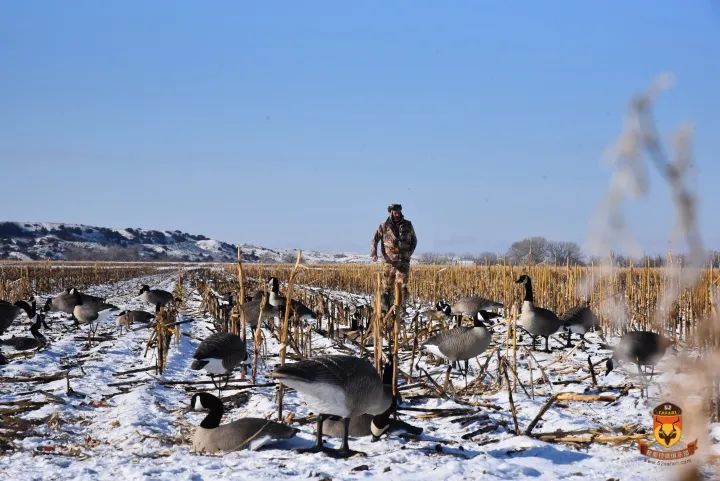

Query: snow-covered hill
left=0, top=222, right=368, bottom=263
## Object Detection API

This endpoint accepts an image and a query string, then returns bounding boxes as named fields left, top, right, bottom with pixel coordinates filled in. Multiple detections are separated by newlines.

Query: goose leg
left=531, top=336, right=538, bottom=351
left=210, top=375, right=221, bottom=397
left=636, top=363, right=647, bottom=398
left=647, top=366, right=656, bottom=396
left=298, top=414, right=327, bottom=454
left=321, top=417, right=365, bottom=458
left=443, top=364, right=452, bottom=391
left=565, top=330, right=573, bottom=348
left=544, top=336, right=550, bottom=353
left=220, top=373, right=231, bottom=396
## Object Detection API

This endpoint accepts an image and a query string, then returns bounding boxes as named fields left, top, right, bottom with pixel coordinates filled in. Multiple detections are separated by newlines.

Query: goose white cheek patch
left=371, top=420, right=389, bottom=438
left=193, top=396, right=204, bottom=410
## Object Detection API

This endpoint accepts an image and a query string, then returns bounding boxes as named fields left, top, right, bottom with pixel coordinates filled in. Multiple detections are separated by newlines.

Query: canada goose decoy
left=450, top=295, right=504, bottom=319
left=321, top=414, right=423, bottom=440
left=604, top=331, right=672, bottom=397
left=0, top=299, right=35, bottom=335
left=191, top=333, right=248, bottom=395
left=561, top=302, right=600, bottom=347
left=267, top=277, right=287, bottom=309
left=322, top=363, right=422, bottom=441
left=271, top=355, right=393, bottom=458
left=70, top=289, right=113, bottom=336
left=266, top=277, right=317, bottom=321
left=515, top=275, right=563, bottom=352
left=1, top=313, right=49, bottom=351
left=236, top=298, right=279, bottom=330
left=190, top=392, right=298, bottom=453
left=44, top=288, right=117, bottom=317
left=422, top=310, right=499, bottom=386
left=426, top=301, right=452, bottom=324
left=138, top=285, right=175, bottom=307
left=116, top=310, right=155, bottom=333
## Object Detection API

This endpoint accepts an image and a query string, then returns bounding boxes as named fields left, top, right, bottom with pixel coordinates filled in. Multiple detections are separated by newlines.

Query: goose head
left=70, top=288, right=83, bottom=305
left=434, top=301, right=451, bottom=315
left=14, top=299, right=36, bottom=319
left=190, top=392, right=223, bottom=412
left=138, top=285, right=150, bottom=295
left=267, top=277, right=280, bottom=294
left=475, top=310, right=501, bottom=327
left=515, top=275, right=530, bottom=284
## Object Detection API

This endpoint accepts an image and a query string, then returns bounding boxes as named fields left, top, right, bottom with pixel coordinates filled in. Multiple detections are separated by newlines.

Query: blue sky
left=2, top=1, right=719, bottom=255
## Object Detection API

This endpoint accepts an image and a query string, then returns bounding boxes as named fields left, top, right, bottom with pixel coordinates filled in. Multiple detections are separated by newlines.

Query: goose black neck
left=523, top=279, right=534, bottom=303
left=30, top=322, right=46, bottom=342
left=371, top=398, right=394, bottom=436
left=15, top=300, right=35, bottom=318
left=200, top=397, right=224, bottom=429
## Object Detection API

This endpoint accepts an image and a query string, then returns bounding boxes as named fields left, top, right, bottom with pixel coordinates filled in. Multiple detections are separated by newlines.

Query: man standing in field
left=371, top=204, right=417, bottom=303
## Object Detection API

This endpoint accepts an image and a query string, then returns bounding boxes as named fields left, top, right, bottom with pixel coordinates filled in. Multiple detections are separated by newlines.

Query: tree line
left=417, top=236, right=720, bottom=267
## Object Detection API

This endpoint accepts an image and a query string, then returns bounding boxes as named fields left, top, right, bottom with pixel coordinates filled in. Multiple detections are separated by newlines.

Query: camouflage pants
left=382, top=261, right=410, bottom=301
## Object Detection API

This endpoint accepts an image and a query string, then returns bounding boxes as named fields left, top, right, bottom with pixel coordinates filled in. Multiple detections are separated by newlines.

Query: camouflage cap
left=387, top=203, right=402, bottom=212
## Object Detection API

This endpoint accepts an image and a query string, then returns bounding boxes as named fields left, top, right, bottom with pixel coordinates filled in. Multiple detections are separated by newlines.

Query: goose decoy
left=515, top=275, right=563, bottom=352
left=426, top=301, right=452, bottom=324
left=450, top=295, right=504, bottom=319
left=267, top=277, right=287, bottom=309
left=43, top=291, right=75, bottom=315
left=322, top=363, right=422, bottom=441
left=561, top=302, right=600, bottom=347
left=422, top=310, right=499, bottom=385
left=116, top=310, right=155, bottom=332
left=322, top=414, right=423, bottom=440
left=138, top=285, right=175, bottom=307
left=70, top=289, right=114, bottom=332
left=604, top=331, right=672, bottom=397
left=0, top=299, right=35, bottom=335
left=271, top=355, right=393, bottom=458
left=266, top=277, right=317, bottom=321
left=191, top=333, right=248, bottom=395
left=44, top=288, right=117, bottom=316
left=237, top=298, right=280, bottom=330
left=190, top=392, right=298, bottom=453
left=1, top=313, right=49, bottom=351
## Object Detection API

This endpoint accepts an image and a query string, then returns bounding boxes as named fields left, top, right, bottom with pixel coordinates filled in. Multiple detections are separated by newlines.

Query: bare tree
left=506, top=237, right=550, bottom=265
left=417, top=252, right=454, bottom=264
left=547, top=241, right=585, bottom=265
left=475, top=251, right=499, bottom=265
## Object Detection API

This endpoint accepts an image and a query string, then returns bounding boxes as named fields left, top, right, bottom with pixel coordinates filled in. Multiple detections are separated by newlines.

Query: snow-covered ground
left=0, top=271, right=718, bottom=480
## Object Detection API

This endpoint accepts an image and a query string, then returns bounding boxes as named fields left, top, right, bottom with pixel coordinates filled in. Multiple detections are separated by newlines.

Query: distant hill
left=0, top=222, right=368, bottom=263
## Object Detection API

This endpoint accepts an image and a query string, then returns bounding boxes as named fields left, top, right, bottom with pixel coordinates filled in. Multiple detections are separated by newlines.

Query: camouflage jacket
left=371, top=216, right=417, bottom=263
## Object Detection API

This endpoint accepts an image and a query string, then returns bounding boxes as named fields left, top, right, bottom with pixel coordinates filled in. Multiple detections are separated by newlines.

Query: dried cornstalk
left=277, top=250, right=302, bottom=421
left=237, top=246, right=246, bottom=339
